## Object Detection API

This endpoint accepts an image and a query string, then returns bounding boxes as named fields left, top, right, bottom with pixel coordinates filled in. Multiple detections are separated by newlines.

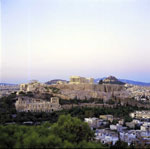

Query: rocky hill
left=50, top=84, right=130, bottom=101
left=98, top=76, right=125, bottom=85
left=45, top=79, right=68, bottom=85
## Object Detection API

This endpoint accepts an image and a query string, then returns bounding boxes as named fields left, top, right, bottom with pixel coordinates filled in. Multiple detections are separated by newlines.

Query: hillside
left=98, top=76, right=125, bottom=85
left=95, top=77, right=150, bottom=86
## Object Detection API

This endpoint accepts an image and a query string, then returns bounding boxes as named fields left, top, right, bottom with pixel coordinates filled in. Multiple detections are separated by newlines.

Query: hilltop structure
left=18, top=80, right=46, bottom=94
left=69, top=76, right=94, bottom=84
left=16, top=76, right=130, bottom=102
left=15, top=97, right=61, bottom=112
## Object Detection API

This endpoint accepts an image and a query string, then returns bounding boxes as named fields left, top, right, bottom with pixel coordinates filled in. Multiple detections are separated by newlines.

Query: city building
left=130, top=111, right=150, bottom=119
left=95, top=129, right=119, bottom=145
left=110, top=124, right=127, bottom=131
left=141, top=122, right=150, bottom=131
left=99, top=115, right=114, bottom=122
left=125, top=122, right=135, bottom=129
left=119, top=130, right=138, bottom=145
left=84, top=117, right=108, bottom=129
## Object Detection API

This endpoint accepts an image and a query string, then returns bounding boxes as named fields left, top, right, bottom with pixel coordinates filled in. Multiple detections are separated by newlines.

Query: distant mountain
left=119, top=79, right=150, bottom=86
left=95, top=77, right=150, bottom=86
left=0, top=83, right=18, bottom=86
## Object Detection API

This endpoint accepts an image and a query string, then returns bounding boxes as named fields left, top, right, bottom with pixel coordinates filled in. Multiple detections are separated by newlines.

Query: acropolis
left=69, top=76, right=94, bottom=84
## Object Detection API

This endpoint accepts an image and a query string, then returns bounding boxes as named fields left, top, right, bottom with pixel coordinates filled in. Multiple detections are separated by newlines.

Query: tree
left=0, top=115, right=104, bottom=148
left=50, top=114, right=94, bottom=143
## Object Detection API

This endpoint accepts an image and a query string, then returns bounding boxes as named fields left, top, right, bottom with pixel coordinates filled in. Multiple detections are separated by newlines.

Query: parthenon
left=69, top=76, right=94, bottom=84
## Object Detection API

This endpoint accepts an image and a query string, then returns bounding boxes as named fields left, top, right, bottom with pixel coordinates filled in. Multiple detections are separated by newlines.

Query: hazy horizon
left=1, top=0, right=150, bottom=84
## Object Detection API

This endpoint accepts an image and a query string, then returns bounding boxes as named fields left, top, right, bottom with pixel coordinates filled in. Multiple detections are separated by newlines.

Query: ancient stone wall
left=19, top=82, right=47, bottom=93
left=15, top=97, right=61, bottom=112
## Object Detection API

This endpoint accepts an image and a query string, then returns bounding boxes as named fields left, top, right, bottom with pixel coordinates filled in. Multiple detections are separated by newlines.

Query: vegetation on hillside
left=0, top=93, right=148, bottom=124
left=0, top=93, right=150, bottom=148
left=0, top=115, right=104, bottom=148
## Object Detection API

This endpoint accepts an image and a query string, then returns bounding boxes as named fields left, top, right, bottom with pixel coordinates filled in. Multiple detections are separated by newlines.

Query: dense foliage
left=0, top=93, right=17, bottom=123
left=1, top=93, right=150, bottom=148
left=0, top=115, right=104, bottom=148
left=60, top=98, right=104, bottom=105
left=0, top=93, right=148, bottom=124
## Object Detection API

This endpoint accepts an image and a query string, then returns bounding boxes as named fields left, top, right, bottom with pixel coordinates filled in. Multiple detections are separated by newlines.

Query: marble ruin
left=69, top=76, right=94, bottom=84
left=18, top=80, right=46, bottom=94
left=15, top=97, right=61, bottom=112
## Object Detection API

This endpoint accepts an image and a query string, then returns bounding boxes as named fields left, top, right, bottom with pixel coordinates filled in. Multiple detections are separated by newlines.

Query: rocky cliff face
left=50, top=84, right=130, bottom=100
left=50, top=84, right=124, bottom=91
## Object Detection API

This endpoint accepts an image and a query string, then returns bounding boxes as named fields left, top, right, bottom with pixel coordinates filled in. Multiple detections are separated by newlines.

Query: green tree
left=0, top=115, right=104, bottom=148
left=50, top=114, right=94, bottom=143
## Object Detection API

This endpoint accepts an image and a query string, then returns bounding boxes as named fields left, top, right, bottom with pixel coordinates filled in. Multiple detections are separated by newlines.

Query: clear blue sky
left=1, top=0, right=150, bottom=83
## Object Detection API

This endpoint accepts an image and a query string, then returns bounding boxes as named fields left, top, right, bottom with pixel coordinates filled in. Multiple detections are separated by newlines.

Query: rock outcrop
left=17, top=80, right=130, bottom=101
left=50, top=84, right=130, bottom=100
left=50, top=84, right=125, bottom=92
left=99, top=76, right=125, bottom=85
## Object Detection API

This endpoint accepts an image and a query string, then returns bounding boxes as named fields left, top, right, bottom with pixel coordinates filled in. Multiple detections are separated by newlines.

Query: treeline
left=63, top=106, right=140, bottom=122
left=59, top=98, right=104, bottom=105
left=0, top=115, right=104, bottom=148
left=0, top=93, right=148, bottom=124
left=0, top=93, right=17, bottom=123
left=2, top=106, right=145, bottom=124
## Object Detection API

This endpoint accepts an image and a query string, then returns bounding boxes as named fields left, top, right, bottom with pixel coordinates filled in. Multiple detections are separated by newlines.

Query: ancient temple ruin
left=69, top=76, right=94, bottom=84
left=15, top=97, right=61, bottom=112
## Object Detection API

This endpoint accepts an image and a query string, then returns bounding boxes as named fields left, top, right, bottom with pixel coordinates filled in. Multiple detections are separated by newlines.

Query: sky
left=1, top=0, right=150, bottom=84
